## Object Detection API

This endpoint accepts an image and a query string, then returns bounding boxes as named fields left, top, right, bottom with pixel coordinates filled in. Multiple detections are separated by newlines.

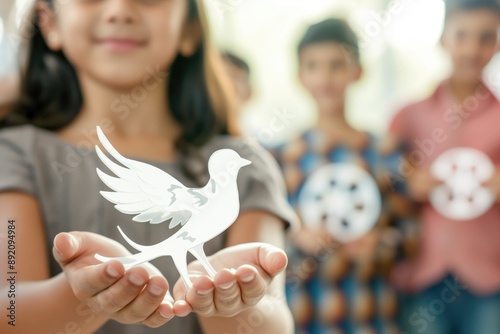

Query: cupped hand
left=53, top=231, right=174, bottom=328
left=171, top=243, right=287, bottom=318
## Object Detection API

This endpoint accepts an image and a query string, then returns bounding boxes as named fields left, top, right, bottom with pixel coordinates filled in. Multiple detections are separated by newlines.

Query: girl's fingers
left=185, top=276, right=216, bottom=316
left=141, top=302, right=175, bottom=328
left=213, top=269, right=243, bottom=316
left=172, top=278, right=190, bottom=317
left=70, top=261, right=125, bottom=301
left=172, top=272, right=206, bottom=317
left=173, top=300, right=192, bottom=317
left=164, top=290, right=175, bottom=304
left=87, top=266, right=150, bottom=314
left=167, top=244, right=289, bottom=318
left=116, top=275, right=170, bottom=323
left=257, top=245, right=288, bottom=280
left=235, top=265, right=267, bottom=306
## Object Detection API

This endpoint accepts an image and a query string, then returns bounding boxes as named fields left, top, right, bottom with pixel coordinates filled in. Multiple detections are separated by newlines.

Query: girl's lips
left=99, top=38, right=145, bottom=52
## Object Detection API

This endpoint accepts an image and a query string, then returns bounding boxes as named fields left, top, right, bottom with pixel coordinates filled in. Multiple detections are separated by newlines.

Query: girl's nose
left=104, top=0, right=138, bottom=25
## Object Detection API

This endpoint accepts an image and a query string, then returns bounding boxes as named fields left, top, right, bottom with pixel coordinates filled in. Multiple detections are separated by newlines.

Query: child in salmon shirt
left=389, top=0, right=500, bottom=333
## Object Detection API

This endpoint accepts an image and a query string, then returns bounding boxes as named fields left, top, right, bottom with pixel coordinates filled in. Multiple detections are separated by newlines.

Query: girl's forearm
left=199, top=294, right=294, bottom=334
left=0, top=273, right=109, bottom=334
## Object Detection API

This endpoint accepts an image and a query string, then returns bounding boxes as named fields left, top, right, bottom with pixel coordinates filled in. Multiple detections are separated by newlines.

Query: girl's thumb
left=53, top=232, right=79, bottom=263
left=262, top=246, right=288, bottom=277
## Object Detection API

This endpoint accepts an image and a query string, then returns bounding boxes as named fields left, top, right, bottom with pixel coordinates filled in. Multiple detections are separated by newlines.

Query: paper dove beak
left=240, top=158, right=252, bottom=166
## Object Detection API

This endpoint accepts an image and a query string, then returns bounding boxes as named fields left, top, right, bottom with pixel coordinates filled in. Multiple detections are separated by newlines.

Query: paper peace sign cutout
left=92, top=127, right=252, bottom=289
left=298, top=163, right=382, bottom=243
left=430, top=147, right=495, bottom=221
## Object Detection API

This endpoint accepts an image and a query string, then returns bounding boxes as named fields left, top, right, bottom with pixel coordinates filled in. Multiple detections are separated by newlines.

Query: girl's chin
left=92, top=77, right=153, bottom=92
left=84, top=69, right=155, bottom=88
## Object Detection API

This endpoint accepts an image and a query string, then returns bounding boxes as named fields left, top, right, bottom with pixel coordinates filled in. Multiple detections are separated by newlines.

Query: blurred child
left=273, top=18, right=411, bottom=334
left=0, top=0, right=297, bottom=333
left=388, top=0, right=500, bottom=333
left=222, top=50, right=253, bottom=104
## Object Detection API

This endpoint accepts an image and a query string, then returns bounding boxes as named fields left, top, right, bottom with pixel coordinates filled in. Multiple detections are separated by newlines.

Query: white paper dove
left=93, top=126, right=251, bottom=288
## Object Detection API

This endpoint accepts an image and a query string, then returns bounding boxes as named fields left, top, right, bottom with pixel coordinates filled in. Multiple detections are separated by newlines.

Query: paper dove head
left=92, top=126, right=251, bottom=289
left=207, top=149, right=252, bottom=175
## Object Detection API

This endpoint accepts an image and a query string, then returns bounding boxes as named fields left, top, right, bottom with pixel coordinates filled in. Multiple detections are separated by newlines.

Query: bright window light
left=385, top=0, right=445, bottom=50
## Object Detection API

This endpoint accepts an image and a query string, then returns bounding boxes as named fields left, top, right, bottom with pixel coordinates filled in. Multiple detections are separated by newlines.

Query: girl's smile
left=97, top=37, right=147, bottom=52
left=39, top=0, right=192, bottom=90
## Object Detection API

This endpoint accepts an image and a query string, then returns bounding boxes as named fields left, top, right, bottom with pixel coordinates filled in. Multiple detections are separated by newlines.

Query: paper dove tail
left=94, top=226, right=161, bottom=270
left=94, top=251, right=158, bottom=271
left=116, top=225, right=148, bottom=252
left=94, top=226, right=174, bottom=270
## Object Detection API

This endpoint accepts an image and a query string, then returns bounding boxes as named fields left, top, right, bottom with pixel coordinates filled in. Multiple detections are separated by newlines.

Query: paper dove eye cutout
left=92, top=126, right=251, bottom=289
left=430, top=147, right=495, bottom=221
left=298, top=163, right=382, bottom=243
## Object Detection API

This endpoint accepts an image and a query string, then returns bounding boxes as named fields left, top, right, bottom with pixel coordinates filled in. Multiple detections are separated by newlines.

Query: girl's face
left=40, top=0, right=198, bottom=90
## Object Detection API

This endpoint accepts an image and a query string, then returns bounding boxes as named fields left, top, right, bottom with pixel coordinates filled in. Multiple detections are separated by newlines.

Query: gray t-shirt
left=0, top=125, right=297, bottom=334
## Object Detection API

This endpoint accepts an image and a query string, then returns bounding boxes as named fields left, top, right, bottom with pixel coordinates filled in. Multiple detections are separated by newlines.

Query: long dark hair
left=2, top=0, right=239, bottom=149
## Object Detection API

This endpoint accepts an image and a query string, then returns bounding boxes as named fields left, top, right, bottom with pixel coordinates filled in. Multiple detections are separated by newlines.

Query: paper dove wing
left=95, top=126, right=198, bottom=228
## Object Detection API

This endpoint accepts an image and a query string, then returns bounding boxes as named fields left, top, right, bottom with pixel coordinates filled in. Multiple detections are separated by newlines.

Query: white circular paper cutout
left=430, top=147, right=495, bottom=221
left=298, top=163, right=382, bottom=243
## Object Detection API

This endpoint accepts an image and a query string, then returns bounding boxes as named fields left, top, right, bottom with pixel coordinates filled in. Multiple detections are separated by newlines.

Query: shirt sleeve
left=233, top=139, right=299, bottom=230
left=0, top=128, right=36, bottom=195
